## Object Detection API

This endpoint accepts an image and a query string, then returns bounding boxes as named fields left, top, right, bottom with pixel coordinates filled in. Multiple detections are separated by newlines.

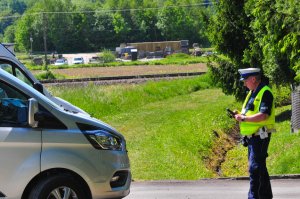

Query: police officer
left=234, top=68, right=275, bottom=199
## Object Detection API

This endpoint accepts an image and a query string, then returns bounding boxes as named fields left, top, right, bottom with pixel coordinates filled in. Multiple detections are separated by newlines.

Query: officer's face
left=243, top=76, right=256, bottom=90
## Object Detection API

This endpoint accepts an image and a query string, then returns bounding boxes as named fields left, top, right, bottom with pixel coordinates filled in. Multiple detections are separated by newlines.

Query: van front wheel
left=29, top=174, right=87, bottom=199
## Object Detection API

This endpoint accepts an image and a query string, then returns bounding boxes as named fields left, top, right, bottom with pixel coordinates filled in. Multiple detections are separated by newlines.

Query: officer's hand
left=234, top=114, right=244, bottom=122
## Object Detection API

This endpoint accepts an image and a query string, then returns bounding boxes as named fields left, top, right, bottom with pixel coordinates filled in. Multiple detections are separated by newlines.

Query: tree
left=12, top=0, right=213, bottom=52
left=0, top=10, right=15, bottom=34
left=188, top=4, right=212, bottom=47
left=10, top=0, right=27, bottom=13
left=0, top=0, right=27, bottom=34
left=93, top=11, right=117, bottom=48
left=3, top=24, right=16, bottom=43
left=156, top=1, right=195, bottom=40
left=208, top=0, right=300, bottom=100
left=15, top=0, right=86, bottom=53
left=244, top=0, right=299, bottom=84
left=208, top=0, right=252, bottom=100
left=112, top=12, right=131, bottom=42
left=14, top=12, right=35, bottom=52
left=130, top=8, right=162, bottom=42
left=209, top=0, right=251, bottom=64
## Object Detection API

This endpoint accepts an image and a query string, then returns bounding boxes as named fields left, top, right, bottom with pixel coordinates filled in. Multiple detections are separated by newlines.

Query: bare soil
left=33, top=63, right=207, bottom=78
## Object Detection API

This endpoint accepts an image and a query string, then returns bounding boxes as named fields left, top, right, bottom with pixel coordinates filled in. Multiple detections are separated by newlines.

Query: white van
left=0, top=44, right=131, bottom=199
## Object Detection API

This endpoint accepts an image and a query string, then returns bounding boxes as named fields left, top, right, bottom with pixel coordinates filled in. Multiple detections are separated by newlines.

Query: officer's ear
left=253, top=75, right=262, bottom=83
left=250, top=76, right=257, bottom=83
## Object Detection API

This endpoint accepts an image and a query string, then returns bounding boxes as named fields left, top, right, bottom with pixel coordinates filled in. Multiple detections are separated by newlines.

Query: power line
left=37, top=2, right=214, bottom=14
left=0, top=15, right=20, bottom=20
left=0, top=13, right=39, bottom=20
left=0, top=2, right=215, bottom=20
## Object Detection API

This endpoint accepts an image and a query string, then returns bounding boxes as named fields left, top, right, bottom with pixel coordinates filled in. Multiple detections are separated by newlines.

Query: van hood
left=62, top=108, right=122, bottom=138
left=44, top=90, right=122, bottom=137
left=51, top=96, right=90, bottom=115
left=42, top=88, right=90, bottom=116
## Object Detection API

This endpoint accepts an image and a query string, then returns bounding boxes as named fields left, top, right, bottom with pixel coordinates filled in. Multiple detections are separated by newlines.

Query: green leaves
left=245, top=0, right=300, bottom=84
left=209, top=0, right=300, bottom=99
left=208, top=0, right=251, bottom=100
left=209, top=0, right=251, bottom=65
left=112, top=13, right=131, bottom=35
left=5, top=0, right=214, bottom=53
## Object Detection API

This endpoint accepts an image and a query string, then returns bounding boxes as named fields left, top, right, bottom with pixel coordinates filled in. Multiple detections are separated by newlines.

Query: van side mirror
left=28, top=98, right=39, bottom=127
left=33, top=83, right=44, bottom=94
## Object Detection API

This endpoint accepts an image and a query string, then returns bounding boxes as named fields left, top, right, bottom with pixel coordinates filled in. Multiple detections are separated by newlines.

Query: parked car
left=163, top=46, right=174, bottom=57
left=88, top=56, right=102, bottom=64
left=54, top=58, right=68, bottom=65
left=72, top=57, right=84, bottom=64
left=0, top=43, right=131, bottom=199
left=120, top=46, right=137, bottom=60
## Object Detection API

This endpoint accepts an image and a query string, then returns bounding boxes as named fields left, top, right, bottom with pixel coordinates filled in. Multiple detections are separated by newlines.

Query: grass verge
left=47, top=75, right=237, bottom=180
left=46, top=75, right=297, bottom=180
left=220, top=105, right=300, bottom=177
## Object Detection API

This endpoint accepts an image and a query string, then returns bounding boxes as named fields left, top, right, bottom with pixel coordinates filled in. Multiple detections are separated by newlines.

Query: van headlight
left=84, top=130, right=123, bottom=151
left=77, top=123, right=125, bottom=151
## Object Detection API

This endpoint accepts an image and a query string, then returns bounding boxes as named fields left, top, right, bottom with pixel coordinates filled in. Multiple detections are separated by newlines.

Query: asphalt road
left=125, top=178, right=300, bottom=199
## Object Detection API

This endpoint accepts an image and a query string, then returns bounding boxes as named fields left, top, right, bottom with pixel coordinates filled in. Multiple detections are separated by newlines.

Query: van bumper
left=91, top=170, right=131, bottom=199
left=90, top=150, right=131, bottom=199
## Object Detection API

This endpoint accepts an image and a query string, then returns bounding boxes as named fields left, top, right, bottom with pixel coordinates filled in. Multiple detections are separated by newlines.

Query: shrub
left=35, top=70, right=56, bottom=80
left=166, top=53, right=190, bottom=59
left=273, top=85, right=291, bottom=107
left=101, top=50, right=116, bottom=63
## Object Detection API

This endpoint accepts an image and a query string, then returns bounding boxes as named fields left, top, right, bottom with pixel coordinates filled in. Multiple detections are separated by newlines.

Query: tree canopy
left=3, top=0, right=298, bottom=92
left=1, top=0, right=213, bottom=53
left=208, top=0, right=300, bottom=100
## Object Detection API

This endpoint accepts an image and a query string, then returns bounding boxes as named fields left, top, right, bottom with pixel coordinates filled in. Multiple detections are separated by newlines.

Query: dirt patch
left=32, top=63, right=207, bottom=78
left=203, top=124, right=241, bottom=176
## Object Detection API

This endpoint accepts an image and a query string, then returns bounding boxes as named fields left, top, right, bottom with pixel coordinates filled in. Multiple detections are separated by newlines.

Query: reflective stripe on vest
left=240, top=86, right=275, bottom=136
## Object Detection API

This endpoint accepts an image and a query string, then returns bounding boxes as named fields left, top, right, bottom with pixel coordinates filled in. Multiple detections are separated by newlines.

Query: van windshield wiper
left=63, top=108, right=78, bottom=114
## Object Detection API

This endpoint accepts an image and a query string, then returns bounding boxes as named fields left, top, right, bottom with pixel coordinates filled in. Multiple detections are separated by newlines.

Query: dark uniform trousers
left=248, top=134, right=273, bottom=199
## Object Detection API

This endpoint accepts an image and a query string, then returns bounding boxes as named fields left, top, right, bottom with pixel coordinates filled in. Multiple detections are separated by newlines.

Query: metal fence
left=291, top=85, right=300, bottom=133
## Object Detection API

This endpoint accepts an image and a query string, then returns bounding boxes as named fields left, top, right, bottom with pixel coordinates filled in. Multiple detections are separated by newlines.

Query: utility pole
left=42, top=12, right=48, bottom=71
left=30, top=34, right=33, bottom=57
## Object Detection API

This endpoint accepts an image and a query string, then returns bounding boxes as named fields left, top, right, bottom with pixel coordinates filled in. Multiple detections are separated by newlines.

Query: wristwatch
left=242, top=116, right=245, bottom=121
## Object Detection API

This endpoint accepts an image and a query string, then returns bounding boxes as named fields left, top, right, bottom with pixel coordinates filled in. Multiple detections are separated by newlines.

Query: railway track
left=41, top=72, right=205, bottom=86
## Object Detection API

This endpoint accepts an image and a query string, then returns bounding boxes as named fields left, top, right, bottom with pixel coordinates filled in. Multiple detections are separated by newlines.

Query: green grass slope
left=220, top=105, right=300, bottom=177
left=47, top=75, right=298, bottom=180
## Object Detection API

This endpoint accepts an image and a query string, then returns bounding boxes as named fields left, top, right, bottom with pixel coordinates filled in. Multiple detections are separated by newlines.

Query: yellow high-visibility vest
left=240, top=85, right=275, bottom=136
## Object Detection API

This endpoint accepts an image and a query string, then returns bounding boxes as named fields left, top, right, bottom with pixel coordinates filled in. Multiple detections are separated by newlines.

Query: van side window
left=0, top=60, right=33, bottom=87
left=0, top=81, right=66, bottom=129
left=15, top=67, right=32, bottom=86
left=0, top=81, right=29, bottom=127
left=0, top=81, right=27, bottom=100
left=0, top=63, right=13, bottom=74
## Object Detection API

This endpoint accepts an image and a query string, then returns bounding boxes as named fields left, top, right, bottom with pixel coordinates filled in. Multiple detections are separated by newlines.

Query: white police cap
left=238, top=68, right=261, bottom=81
